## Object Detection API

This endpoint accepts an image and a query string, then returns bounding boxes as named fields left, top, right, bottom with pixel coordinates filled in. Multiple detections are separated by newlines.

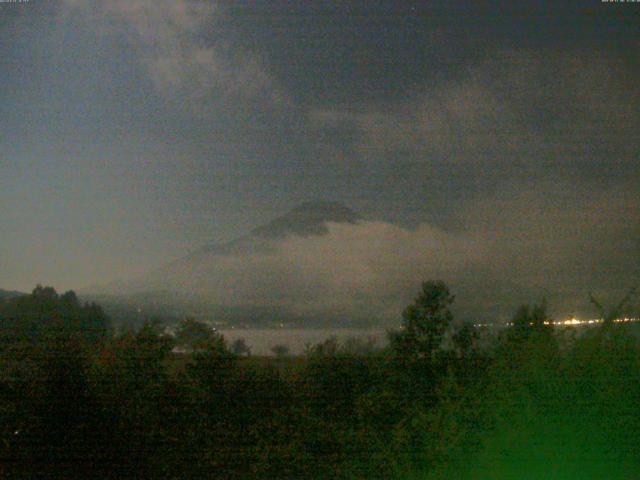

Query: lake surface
left=217, top=328, right=389, bottom=356
left=217, top=320, right=640, bottom=356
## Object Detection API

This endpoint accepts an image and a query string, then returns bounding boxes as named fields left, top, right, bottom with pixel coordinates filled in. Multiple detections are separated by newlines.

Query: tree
left=271, top=344, right=290, bottom=358
left=589, top=287, right=637, bottom=325
left=231, top=338, right=251, bottom=357
left=509, top=300, right=550, bottom=341
left=87, top=321, right=175, bottom=478
left=0, top=285, right=109, bottom=345
left=341, top=336, right=378, bottom=356
left=304, top=336, right=339, bottom=357
left=390, top=281, right=455, bottom=361
left=452, top=322, right=479, bottom=358
left=175, top=318, right=218, bottom=351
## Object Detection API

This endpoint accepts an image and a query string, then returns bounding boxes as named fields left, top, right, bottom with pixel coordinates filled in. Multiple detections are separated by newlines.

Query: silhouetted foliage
left=452, top=321, right=479, bottom=358
left=271, top=343, right=290, bottom=358
left=0, top=285, right=109, bottom=346
left=231, top=337, right=251, bottom=356
left=589, top=287, right=637, bottom=324
left=1, top=283, right=639, bottom=478
left=390, top=280, right=454, bottom=361
left=175, top=317, right=219, bottom=350
left=509, top=300, right=551, bottom=341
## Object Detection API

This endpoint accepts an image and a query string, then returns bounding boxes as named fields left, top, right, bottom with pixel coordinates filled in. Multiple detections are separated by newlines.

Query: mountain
left=0, top=289, right=25, bottom=300
left=155, top=200, right=360, bottom=275
left=251, top=201, right=360, bottom=239
left=192, top=200, right=360, bottom=257
left=83, top=201, right=367, bottom=326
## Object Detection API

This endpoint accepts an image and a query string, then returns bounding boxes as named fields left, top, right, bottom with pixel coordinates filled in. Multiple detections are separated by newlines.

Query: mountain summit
left=88, top=201, right=362, bottom=300
left=83, top=201, right=369, bottom=327
left=251, top=201, right=360, bottom=239
left=193, top=200, right=360, bottom=257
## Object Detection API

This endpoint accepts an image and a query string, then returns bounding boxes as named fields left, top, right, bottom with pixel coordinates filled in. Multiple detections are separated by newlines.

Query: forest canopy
left=0, top=283, right=638, bottom=479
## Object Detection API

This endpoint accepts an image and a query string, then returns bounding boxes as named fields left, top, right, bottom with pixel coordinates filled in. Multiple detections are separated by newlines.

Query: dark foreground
left=1, top=284, right=639, bottom=479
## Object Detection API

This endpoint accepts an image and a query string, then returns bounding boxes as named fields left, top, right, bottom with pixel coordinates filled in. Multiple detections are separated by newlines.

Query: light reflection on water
left=217, top=318, right=640, bottom=356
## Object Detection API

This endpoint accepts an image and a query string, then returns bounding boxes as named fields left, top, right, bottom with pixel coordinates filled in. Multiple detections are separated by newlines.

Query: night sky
left=1, top=1, right=638, bottom=319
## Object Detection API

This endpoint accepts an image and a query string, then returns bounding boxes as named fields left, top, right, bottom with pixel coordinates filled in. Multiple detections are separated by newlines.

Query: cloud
left=148, top=179, right=638, bottom=323
left=452, top=181, right=640, bottom=318
left=63, top=0, right=286, bottom=104
left=138, top=220, right=483, bottom=322
left=309, top=49, right=639, bottom=177
left=264, top=221, right=483, bottom=318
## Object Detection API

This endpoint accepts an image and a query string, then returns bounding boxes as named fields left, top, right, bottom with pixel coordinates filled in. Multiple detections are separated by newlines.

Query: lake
left=217, top=328, right=390, bottom=356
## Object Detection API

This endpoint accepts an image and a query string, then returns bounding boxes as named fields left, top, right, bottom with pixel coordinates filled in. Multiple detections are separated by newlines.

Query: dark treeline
left=0, top=282, right=639, bottom=479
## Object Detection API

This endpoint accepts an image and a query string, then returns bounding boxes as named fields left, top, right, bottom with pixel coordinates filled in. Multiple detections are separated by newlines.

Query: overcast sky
left=1, top=1, right=638, bottom=317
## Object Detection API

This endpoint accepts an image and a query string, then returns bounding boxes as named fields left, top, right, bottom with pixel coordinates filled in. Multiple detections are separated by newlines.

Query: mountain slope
left=152, top=200, right=361, bottom=282
left=251, top=201, right=360, bottom=239
left=84, top=201, right=367, bottom=325
left=0, top=289, right=25, bottom=300
left=192, top=200, right=360, bottom=257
